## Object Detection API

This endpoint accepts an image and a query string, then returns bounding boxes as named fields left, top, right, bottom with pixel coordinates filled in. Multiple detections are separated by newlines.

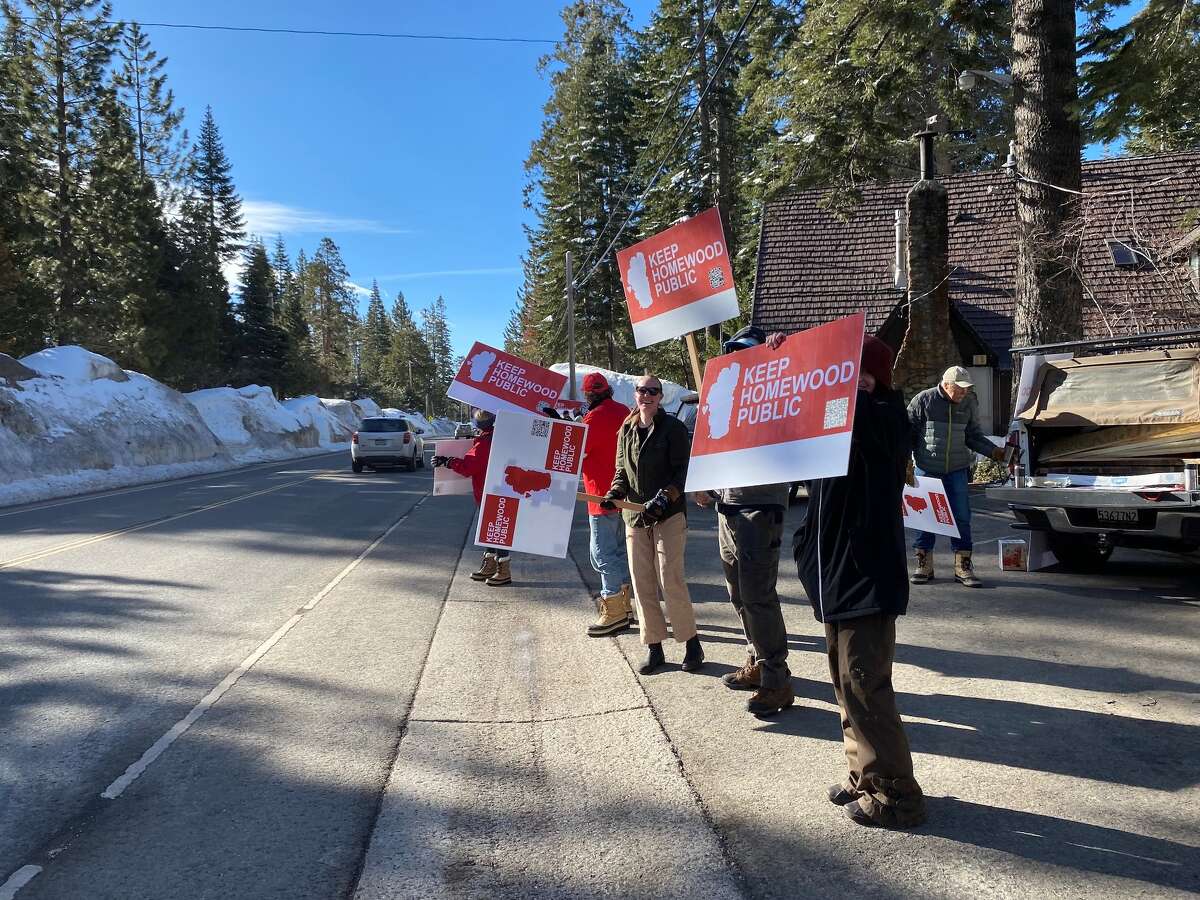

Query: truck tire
left=1047, top=533, right=1113, bottom=571
left=352, top=459, right=363, bottom=473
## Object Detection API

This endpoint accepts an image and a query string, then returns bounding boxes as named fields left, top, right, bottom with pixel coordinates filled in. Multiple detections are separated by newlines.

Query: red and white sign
left=617, top=207, right=739, bottom=348
left=432, top=439, right=474, bottom=496
left=685, top=314, right=865, bottom=493
left=476, top=410, right=588, bottom=558
left=901, top=476, right=961, bottom=539
left=448, top=342, right=567, bottom=416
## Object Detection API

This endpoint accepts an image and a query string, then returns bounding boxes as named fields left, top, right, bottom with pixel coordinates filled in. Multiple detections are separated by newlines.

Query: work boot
left=910, top=549, right=934, bottom=584
left=827, top=783, right=861, bottom=806
left=954, top=551, right=982, bottom=588
left=486, top=557, right=512, bottom=586
left=587, top=593, right=631, bottom=637
left=681, top=635, right=705, bottom=672
left=639, top=643, right=665, bottom=675
left=747, top=682, right=794, bottom=717
left=722, top=654, right=761, bottom=691
left=471, top=552, right=497, bottom=582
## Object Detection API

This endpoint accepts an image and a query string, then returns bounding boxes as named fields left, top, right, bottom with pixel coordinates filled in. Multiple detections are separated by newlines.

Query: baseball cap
left=942, top=366, right=974, bottom=388
left=582, top=372, right=610, bottom=393
left=722, top=325, right=766, bottom=354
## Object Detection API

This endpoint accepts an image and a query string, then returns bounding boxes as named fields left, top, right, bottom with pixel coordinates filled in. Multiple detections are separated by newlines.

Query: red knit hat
left=582, top=372, right=610, bottom=393
left=860, top=335, right=895, bottom=390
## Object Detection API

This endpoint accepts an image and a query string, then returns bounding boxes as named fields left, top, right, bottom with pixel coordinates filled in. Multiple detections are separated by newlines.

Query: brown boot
left=955, top=550, right=982, bottom=588
left=485, top=556, right=512, bottom=586
left=470, top=552, right=497, bottom=582
left=587, top=593, right=631, bottom=637
left=910, top=549, right=934, bottom=584
left=621, top=584, right=637, bottom=626
left=721, top=654, right=761, bottom=691
left=747, top=681, right=794, bottom=717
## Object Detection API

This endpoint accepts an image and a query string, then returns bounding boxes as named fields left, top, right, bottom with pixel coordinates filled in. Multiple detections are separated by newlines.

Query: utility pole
left=565, top=251, right=577, bottom=401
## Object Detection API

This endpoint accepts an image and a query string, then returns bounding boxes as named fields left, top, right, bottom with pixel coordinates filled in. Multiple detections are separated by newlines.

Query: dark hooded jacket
left=792, top=386, right=911, bottom=622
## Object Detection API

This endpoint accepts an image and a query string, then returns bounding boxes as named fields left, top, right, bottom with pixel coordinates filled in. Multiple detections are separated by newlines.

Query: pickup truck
left=988, top=330, right=1200, bottom=569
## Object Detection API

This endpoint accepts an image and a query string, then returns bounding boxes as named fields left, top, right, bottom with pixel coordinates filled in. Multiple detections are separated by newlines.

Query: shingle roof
left=752, top=151, right=1200, bottom=368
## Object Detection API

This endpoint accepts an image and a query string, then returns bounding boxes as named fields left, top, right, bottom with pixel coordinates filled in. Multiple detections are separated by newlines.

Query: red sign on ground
left=616, top=208, right=739, bottom=349
left=447, top=342, right=567, bottom=415
left=685, top=314, right=865, bottom=492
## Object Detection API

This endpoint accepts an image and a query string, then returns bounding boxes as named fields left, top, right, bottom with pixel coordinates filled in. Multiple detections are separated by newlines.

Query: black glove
left=431, top=455, right=453, bottom=468
left=643, top=489, right=671, bottom=524
left=538, top=403, right=562, bottom=419
left=599, top=492, right=621, bottom=511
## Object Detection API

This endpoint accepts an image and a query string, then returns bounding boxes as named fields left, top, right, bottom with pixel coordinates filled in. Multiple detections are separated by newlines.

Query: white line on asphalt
left=0, top=473, right=329, bottom=571
left=0, top=453, right=341, bottom=519
left=100, top=495, right=429, bottom=801
left=0, top=866, right=42, bottom=900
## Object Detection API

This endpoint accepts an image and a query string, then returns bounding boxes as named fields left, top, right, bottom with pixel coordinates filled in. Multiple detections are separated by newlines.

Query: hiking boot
left=471, top=552, right=497, bottom=582
left=910, top=549, right=934, bottom=584
left=587, top=592, right=631, bottom=637
left=639, top=642, right=665, bottom=675
left=827, top=783, right=860, bottom=806
left=486, top=557, right=512, bottom=586
left=955, top=551, right=982, bottom=588
left=681, top=635, right=705, bottom=672
left=622, top=585, right=637, bottom=627
left=747, top=682, right=794, bottom=717
left=722, top=654, right=761, bottom=691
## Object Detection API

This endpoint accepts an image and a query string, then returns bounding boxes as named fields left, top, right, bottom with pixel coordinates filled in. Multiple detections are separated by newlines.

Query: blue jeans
left=913, top=467, right=973, bottom=553
left=589, top=512, right=630, bottom=597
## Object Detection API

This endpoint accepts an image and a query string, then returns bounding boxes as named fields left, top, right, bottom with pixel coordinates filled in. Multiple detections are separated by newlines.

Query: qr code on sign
left=531, top=419, right=551, bottom=437
left=823, top=397, right=849, bottom=429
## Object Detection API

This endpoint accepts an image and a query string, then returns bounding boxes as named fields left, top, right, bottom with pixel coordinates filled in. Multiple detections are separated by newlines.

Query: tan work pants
left=626, top=512, right=697, bottom=645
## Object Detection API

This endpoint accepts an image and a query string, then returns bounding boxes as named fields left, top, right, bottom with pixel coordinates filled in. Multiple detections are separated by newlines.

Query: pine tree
left=359, top=281, right=391, bottom=393
left=191, top=106, right=244, bottom=262
left=114, top=22, right=186, bottom=196
left=233, top=241, right=287, bottom=391
left=270, top=234, right=291, bottom=316
left=302, top=237, right=356, bottom=393
left=1080, top=0, right=1200, bottom=152
left=381, top=290, right=433, bottom=409
left=279, top=258, right=315, bottom=397
left=2, top=0, right=120, bottom=344
left=420, top=295, right=455, bottom=415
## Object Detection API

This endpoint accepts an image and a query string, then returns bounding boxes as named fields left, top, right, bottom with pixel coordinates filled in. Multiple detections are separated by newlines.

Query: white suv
left=351, top=417, right=425, bottom=472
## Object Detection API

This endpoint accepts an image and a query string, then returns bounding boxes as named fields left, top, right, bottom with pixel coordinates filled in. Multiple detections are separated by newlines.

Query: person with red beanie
left=578, top=372, right=635, bottom=636
left=768, top=329, right=927, bottom=829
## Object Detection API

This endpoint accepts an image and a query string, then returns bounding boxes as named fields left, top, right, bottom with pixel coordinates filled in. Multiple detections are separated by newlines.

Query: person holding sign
left=432, top=409, right=513, bottom=587
left=780, top=331, right=927, bottom=830
left=602, top=375, right=704, bottom=675
left=693, top=326, right=794, bottom=717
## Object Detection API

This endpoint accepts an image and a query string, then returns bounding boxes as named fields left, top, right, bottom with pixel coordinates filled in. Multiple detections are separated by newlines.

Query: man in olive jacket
left=907, top=366, right=1006, bottom=588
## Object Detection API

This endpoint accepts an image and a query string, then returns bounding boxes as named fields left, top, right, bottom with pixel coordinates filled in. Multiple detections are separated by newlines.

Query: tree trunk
left=1011, top=0, right=1084, bottom=348
left=53, top=8, right=75, bottom=344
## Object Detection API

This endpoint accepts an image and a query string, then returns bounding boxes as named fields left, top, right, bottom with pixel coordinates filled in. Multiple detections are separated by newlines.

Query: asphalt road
left=2, top=459, right=1198, bottom=899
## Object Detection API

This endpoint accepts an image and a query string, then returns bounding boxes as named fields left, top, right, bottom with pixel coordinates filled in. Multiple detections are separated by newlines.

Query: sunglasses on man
left=634, top=386, right=662, bottom=396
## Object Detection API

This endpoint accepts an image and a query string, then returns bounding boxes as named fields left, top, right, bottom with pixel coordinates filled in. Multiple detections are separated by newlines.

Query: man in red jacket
left=579, top=373, right=633, bottom=636
left=431, top=409, right=511, bottom=586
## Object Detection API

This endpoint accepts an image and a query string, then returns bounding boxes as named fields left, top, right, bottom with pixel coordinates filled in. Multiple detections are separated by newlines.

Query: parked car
left=453, top=422, right=475, bottom=439
left=988, top=329, right=1200, bottom=569
left=351, top=417, right=425, bottom=472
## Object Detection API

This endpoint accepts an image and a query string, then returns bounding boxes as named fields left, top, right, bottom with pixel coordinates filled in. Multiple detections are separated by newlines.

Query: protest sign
left=432, top=439, right=474, bottom=496
left=448, top=342, right=567, bottom=416
left=476, top=410, right=588, bottom=558
left=616, top=207, right=739, bottom=349
left=685, top=313, right=865, bottom=493
left=901, top=476, right=961, bottom=538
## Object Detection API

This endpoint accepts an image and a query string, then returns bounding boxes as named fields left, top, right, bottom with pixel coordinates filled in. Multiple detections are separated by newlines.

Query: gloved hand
left=432, top=455, right=454, bottom=468
left=599, top=492, right=621, bottom=511
left=538, top=403, right=562, bottom=419
left=991, top=446, right=1008, bottom=462
left=643, top=489, right=671, bottom=524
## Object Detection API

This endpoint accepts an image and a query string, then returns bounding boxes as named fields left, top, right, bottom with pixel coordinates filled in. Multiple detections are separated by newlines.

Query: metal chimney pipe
left=894, top=210, right=908, bottom=290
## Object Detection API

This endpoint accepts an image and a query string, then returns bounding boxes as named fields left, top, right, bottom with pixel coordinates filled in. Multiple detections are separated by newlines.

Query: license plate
left=373, top=439, right=386, bottom=446
left=1097, top=508, right=1139, bottom=523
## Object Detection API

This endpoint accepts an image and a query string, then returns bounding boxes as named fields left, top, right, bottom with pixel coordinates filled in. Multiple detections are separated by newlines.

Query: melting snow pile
left=550, top=364, right=695, bottom=428
left=0, top=346, right=381, bottom=507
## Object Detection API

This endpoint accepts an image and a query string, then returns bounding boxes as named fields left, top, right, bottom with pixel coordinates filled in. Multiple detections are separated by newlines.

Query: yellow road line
left=0, top=472, right=333, bottom=571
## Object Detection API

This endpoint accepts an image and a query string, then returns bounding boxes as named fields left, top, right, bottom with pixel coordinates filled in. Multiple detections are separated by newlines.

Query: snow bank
left=550, top=363, right=695, bottom=427
left=379, top=408, right=455, bottom=437
left=0, top=345, right=387, bottom=508
left=352, top=397, right=383, bottom=419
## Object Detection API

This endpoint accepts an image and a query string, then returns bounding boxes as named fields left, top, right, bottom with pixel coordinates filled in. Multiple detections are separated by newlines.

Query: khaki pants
left=825, top=614, right=926, bottom=827
left=627, top=512, right=697, bottom=645
left=718, top=507, right=789, bottom=689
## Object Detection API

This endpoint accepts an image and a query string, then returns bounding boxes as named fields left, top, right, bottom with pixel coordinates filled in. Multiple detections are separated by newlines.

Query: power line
left=571, top=2, right=725, bottom=281
left=573, top=0, right=762, bottom=291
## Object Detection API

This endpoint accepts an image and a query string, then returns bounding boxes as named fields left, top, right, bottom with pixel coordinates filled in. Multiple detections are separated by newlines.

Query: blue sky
left=110, top=1, right=655, bottom=357
left=111, top=1, right=1138, bottom=357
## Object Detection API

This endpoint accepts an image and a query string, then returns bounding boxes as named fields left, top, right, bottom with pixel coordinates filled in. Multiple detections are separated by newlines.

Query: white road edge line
left=100, top=495, right=429, bottom=801
left=0, top=866, right=42, bottom=900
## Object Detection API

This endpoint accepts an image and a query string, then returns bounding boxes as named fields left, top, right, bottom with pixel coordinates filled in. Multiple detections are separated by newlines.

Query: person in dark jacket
left=603, top=374, right=704, bottom=675
left=784, top=332, right=927, bottom=829
left=908, top=366, right=1007, bottom=588
left=431, top=409, right=512, bottom=587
